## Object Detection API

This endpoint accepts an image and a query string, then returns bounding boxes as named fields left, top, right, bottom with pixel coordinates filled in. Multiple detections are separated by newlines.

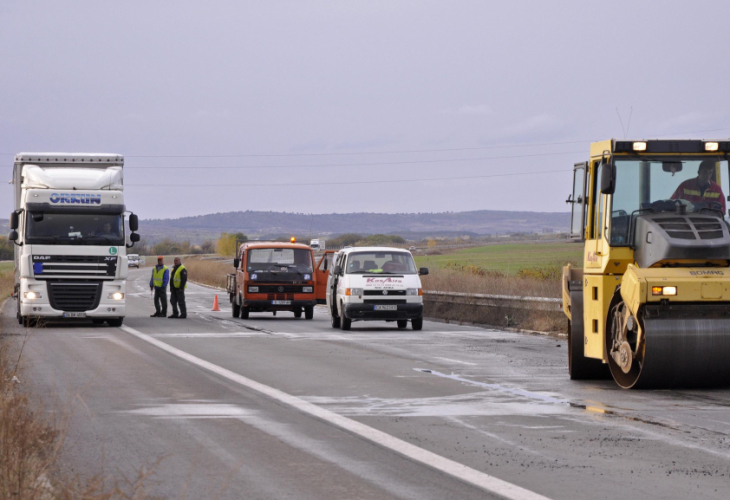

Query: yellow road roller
left=562, top=139, right=730, bottom=389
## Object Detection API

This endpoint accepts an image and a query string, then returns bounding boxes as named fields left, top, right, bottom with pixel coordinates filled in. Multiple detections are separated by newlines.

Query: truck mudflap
left=609, top=303, right=730, bottom=389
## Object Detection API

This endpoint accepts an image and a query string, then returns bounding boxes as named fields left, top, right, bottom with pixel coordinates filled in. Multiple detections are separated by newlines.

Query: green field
left=0, top=262, right=12, bottom=273
left=415, top=242, right=583, bottom=274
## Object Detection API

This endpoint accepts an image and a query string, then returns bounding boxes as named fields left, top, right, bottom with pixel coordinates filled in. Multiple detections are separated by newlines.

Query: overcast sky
left=2, top=1, right=730, bottom=220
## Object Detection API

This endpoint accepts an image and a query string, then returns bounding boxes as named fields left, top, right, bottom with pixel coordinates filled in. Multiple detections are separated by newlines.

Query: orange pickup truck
left=226, top=241, right=334, bottom=319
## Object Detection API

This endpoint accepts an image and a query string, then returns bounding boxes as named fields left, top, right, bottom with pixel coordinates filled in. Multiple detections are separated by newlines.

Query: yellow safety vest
left=152, top=265, right=168, bottom=287
left=172, top=265, right=187, bottom=289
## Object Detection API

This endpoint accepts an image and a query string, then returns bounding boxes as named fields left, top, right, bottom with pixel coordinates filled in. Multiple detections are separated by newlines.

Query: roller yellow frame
left=562, top=139, right=730, bottom=388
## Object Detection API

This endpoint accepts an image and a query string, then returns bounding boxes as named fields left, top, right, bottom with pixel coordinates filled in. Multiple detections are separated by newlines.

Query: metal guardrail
left=423, top=290, right=562, bottom=311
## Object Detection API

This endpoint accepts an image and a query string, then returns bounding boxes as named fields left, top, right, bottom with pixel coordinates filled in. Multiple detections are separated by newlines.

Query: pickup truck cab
left=227, top=241, right=332, bottom=319
left=326, top=246, right=428, bottom=331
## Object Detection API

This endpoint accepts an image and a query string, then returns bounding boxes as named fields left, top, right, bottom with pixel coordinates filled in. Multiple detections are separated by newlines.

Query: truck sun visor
left=25, top=202, right=126, bottom=215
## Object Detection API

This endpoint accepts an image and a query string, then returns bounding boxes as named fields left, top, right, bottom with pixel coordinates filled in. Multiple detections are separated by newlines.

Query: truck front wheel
left=108, top=318, right=124, bottom=327
left=232, top=295, right=241, bottom=318
left=304, top=307, right=314, bottom=320
left=240, top=307, right=249, bottom=319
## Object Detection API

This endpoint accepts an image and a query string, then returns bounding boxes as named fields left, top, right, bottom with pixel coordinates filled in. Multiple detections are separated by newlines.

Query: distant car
left=409, top=246, right=417, bottom=252
left=128, top=254, right=140, bottom=268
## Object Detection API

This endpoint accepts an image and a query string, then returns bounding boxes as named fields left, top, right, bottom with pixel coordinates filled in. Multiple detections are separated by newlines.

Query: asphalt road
left=3, top=267, right=730, bottom=499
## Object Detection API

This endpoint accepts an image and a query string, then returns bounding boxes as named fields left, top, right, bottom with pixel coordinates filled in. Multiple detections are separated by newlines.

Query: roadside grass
left=415, top=241, right=582, bottom=274
left=182, top=258, right=230, bottom=290
left=0, top=274, right=155, bottom=499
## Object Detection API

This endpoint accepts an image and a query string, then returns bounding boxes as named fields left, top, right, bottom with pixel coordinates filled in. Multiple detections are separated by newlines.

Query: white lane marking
left=120, top=325, right=552, bottom=500
left=433, top=357, right=478, bottom=366
left=153, top=333, right=266, bottom=338
left=125, top=403, right=254, bottom=418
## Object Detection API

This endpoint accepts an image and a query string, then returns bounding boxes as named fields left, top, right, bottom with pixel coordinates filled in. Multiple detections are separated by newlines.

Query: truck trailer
left=8, top=153, right=140, bottom=326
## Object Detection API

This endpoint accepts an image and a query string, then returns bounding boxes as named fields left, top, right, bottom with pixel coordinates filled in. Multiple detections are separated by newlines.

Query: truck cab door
left=314, top=250, right=336, bottom=304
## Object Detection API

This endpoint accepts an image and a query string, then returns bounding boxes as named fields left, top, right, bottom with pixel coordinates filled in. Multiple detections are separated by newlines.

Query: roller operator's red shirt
left=670, top=178, right=726, bottom=214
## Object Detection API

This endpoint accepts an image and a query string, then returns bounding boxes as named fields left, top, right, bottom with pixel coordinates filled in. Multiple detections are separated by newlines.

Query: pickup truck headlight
left=248, top=286, right=259, bottom=293
left=302, top=286, right=313, bottom=293
left=108, top=292, right=124, bottom=300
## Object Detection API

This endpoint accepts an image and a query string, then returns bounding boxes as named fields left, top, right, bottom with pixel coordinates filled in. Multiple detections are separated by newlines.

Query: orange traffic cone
left=212, top=294, right=221, bottom=311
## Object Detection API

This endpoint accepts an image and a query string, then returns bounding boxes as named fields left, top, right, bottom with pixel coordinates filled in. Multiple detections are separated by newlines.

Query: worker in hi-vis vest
left=169, top=256, right=188, bottom=319
left=149, top=256, right=170, bottom=317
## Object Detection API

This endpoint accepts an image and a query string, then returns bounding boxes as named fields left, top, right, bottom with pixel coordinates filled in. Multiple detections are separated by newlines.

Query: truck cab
left=8, top=153, right=140, bottom=327
left=227, top=241, right=333, bottom=319
left=326, top=246, right=428, bottom=331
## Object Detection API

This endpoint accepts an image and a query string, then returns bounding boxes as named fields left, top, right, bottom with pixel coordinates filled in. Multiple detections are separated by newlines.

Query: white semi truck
left=8, top=153, right=140, bottom=326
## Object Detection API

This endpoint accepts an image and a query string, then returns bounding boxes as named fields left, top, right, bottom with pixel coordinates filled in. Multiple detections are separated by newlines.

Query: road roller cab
left=563, top=139, right=730, bottom=388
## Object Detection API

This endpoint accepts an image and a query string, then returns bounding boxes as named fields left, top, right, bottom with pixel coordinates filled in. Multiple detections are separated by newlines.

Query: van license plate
left=374, top=305, right=397, bottom=311
left=63, top=312, right=86, bottom=318
left=272, top=300, right=291, bottom=305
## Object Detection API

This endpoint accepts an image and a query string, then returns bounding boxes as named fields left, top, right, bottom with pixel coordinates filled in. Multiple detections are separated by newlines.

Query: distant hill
left=139, top=210, right=570, bottom=244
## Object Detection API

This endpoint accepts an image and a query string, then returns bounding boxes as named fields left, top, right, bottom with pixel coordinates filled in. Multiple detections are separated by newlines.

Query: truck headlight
left=248, top=286, right=259, bottom=293
left=302, top=286, right=313, bottom=293
left=24, top=291, right=40, bottom=300
left=108, top=292, right=124, bottom=300
left=345, top=288, right=363, bottom=296
left=652, top=286, right=677, bottom=296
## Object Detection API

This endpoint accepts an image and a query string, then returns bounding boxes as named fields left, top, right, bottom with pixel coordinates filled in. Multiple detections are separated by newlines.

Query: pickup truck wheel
left=240, top=307, right=249, bottom=319
left=411, top=318, right=423, bottom=331
left=107, top=318, right=123, bottom=327
left=397, top=320, right=408, bottom=329
left=304, top=307, right=314, bottom=320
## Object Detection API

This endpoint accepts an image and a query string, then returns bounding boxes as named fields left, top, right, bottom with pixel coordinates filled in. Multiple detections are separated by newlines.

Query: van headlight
left=406, top=288, right=423, bottom=296
left=345, top=288, right=363, bottom=296
left=108, top=292, right=124, bottom=300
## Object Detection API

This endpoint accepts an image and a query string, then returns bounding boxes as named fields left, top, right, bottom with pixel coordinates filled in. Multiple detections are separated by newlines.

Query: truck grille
left=32, top=255, right=117, bottom=280
left=47, top=282, right=102, bottom=312
left=257, top=285, right=311, bottom=293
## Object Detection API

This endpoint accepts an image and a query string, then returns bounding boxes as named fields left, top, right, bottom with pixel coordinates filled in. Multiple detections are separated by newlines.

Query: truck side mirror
left=10, top=212, right=19, bottom=229
left=8, top=230, right=18, bottom=241
left=419, top=267, right=429, bottom=275
left=128, top=213, right=139, bottom=232
left=600, top=160, right=616, bottom=195
left=334, top=265, right=343, bottom=275
left=233, top=258, right=240, bottom=269
left=129, top=233, right=140, bottom=243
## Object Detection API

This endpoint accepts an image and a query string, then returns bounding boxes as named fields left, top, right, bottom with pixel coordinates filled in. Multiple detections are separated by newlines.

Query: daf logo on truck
left=49, top=193, right=102, bottom=204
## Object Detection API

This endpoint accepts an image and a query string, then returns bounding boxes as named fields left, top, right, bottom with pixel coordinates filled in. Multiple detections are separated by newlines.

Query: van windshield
left=346, top=251, right=417, bottom=274
left=247, top=248, right=313, bottom=273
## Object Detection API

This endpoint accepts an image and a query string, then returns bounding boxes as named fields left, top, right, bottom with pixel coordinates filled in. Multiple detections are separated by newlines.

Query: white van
left=128, top=254, right=140, bottom=268
left=326, top=247, right=428, bottom=331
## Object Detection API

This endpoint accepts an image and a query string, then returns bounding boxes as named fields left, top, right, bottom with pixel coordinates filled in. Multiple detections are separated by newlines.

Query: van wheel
left=331, top=313, right=341, bottom=329
left=108, top=318, right=123, bottom=327
left=397, top=320, right=408, bottom=329
left=240, top=307, right=249, bottom=319
left=304, top=307, right=314, bottom=320
left=340, top=317, right=351, bottom=330
left=411, top=318, right=423, bottom=331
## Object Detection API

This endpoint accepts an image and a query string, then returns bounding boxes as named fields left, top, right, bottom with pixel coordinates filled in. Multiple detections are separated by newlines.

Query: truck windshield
left=247, top=248, right=313, bottom=273
left=610, top=157, right=729, bottom=246
left=346, top=251, right=417, bottom=274
left=25, top=213, right=125, bottom=245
